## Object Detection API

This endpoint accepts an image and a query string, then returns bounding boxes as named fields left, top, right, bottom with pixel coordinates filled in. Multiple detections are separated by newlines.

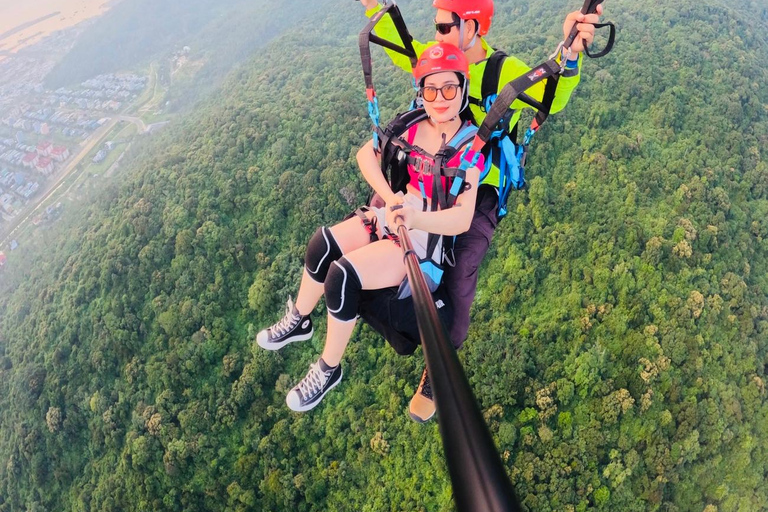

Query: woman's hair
left=456, top=73, right=476, bottom=125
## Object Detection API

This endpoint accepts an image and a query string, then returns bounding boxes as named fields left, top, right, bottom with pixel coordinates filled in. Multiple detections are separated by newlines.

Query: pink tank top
left=405, top=123, right=484, bottom=200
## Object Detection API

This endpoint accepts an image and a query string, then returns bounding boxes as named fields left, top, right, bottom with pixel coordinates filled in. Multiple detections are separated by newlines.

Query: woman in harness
left=256, top=43, right=485, bottom=412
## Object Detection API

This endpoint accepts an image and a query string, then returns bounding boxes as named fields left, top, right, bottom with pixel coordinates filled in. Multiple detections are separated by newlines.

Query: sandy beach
left=0, top=0, right=113, bottom=60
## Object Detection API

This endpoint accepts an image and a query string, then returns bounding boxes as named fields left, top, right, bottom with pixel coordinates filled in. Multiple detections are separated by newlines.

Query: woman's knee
left=305, top=226, right=343, bottom=283
left=325, top=257, right=362, bottom=322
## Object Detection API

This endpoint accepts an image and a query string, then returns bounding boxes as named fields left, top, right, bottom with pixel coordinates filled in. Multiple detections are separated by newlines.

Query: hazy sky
left=0, top=0, right=112, bottom=54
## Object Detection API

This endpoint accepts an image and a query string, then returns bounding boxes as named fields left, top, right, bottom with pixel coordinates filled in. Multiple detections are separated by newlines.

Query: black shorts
left=358, top=286, right=454, bottom=356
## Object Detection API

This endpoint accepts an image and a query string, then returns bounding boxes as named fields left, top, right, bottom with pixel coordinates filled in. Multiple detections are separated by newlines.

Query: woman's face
left=421, top=71, right=463, bottom=124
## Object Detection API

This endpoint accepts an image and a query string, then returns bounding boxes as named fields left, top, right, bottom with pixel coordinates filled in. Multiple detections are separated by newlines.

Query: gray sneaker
left=256, top=297, right=313, bottom=350
left=286, top=359, right=343, bottom=412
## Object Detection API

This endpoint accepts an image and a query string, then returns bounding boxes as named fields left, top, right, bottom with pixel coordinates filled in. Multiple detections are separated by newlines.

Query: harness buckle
left=549, top=41, right=565, bottom=61
left=443, top=246, right=456, bottom=268
left=355, top=208, right=379, bottom=243
left=549, top=41, right=573, bottom=74
left=523, top=127, right=536, bottom=146
left=417, top=156, right=433, bottom=176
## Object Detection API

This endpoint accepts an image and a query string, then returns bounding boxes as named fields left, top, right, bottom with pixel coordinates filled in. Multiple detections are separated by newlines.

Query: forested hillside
left=2, top=0, right=768, bottom=510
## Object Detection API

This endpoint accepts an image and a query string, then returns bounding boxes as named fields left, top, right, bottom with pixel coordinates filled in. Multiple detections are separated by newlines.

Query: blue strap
left=478, top=126, right=504, bottom=183
left=449, top=178, right=463, bottom=198
left=484, top=93, right=498, bottom=113
left=498, top=138, right=514, bottom=217
left=448, top=146, right=482, bottom=198
left=497, top=137, right=528, bottom=218
left=447, top=124, right=477, bottom=148
left=458, top=146, right=482, bottom=170
left=368, top=96, right=380, bottom=148
left=478, top=89, right=541, bottom=218
left=523, top=126, right=535, bottom=146
left=418, top=178, right=427, bottom=203
left=515, top=144, right=526, bottom=189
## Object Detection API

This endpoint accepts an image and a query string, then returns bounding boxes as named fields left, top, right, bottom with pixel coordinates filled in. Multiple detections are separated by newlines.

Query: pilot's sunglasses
left=434, top=20, right=460, bottom=35
left=421, top=84, right=460, bottom=102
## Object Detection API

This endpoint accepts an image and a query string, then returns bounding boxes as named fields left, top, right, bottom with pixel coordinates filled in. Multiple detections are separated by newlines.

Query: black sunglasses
left=434, top=19, right=460, bottom=35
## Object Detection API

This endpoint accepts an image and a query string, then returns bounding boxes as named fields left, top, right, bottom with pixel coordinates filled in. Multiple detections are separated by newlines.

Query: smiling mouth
left=433, top=107, right=449, bottom=113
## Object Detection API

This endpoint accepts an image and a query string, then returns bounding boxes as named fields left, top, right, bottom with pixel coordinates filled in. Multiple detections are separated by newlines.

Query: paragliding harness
left=355, top=0, right=614, bottom=350
left=353, top=109, right=480, bottom=298
left=361, top=0, right=615, bottom=209
left=360, top=1, right=614, bottom=219
left=358, top=2, right=482, bottom=299
left=471, top=0, right=615, bottom=217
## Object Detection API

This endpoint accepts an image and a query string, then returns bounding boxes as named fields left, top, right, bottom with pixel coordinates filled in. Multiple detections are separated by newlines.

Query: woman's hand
left=384, top=193, right=404, bottom=208
left=386, top=202, right=415, bottom=231
left=562, top=4, right=603, bottom=54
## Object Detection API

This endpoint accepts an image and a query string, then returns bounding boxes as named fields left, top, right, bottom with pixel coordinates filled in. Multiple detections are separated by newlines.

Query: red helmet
left=432, top=0, right=494, bottom=36
left=412, top=43, right=470, bottom=83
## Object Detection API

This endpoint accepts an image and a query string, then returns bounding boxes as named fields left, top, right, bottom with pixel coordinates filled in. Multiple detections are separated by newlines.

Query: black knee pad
left=325, top=257, right=362, bottom=322
left=305, top=226, right=342, bottom=283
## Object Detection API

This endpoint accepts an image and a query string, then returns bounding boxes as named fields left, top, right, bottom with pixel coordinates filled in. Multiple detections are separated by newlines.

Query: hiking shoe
left=256, top=297, right=313, bottom=350
left=286, top=359, right=343, bottom=412
left=409, top=367, right=435, bottom=423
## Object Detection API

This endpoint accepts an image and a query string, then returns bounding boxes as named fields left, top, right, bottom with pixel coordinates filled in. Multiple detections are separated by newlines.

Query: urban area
left=0, top=24, right=165, bottom=271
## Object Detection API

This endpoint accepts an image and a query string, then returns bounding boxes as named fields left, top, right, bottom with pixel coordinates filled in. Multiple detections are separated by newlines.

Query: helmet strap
left=459, top=81, right=469, bottom=113
left=458, top=19, right=477, bottom=51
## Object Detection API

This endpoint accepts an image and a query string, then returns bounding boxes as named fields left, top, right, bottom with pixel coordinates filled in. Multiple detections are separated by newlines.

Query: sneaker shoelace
left=298, top=362, right=330, bottom=399
left=421, top=371, right=433, bottom=400
left=270, top=298, right=301, bottom=337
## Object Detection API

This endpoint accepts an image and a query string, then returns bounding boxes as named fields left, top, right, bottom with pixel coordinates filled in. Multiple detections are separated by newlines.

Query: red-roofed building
left=50, top=145, right=70, bottom=162
left=36, top=141, right=52, bottom=156
left=22, top=152, right=37, bottom=168
left=0, top=251, right=6, bottom=267
left=36, top=156, right=54, bottom=175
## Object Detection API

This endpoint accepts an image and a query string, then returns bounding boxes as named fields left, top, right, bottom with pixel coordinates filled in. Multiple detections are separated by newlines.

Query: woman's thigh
left=344, top=239, right=406, bottom=290
left=329, top=212, right=382, bottom=255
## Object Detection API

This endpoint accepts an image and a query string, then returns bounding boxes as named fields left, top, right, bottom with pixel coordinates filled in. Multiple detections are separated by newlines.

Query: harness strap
left=469, top=0, right=615, bottom=217
left=469, top=50, right=507, bottom=110
left=583, top=22, right=616, bottom=58
left=476, top=59, right=562, bottom=144
left=355, top=207, right=379, bottom=243
left=359, top=3, right=417, bottom=154
left=531, top=63, right=560, bottom=132
left=380, top=109, right=426, bottom=157
left=402, top=121, right=477, bottom=197
left=564, top=0, right=614, bottom=56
